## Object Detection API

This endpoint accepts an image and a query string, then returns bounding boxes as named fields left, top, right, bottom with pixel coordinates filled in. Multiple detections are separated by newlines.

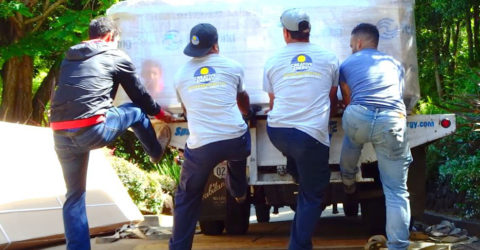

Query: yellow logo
left=200, top=67, right=209, bottom=75
left=297, top=55, right=306, bottom=63
left=192, top=35, right=200, bottom=45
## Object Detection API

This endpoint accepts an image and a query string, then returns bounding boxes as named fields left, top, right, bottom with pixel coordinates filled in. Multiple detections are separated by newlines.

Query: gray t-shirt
left=174, top=54, right=247, bottom=149
left=263, top=42, right=339, bottom=146
left=339, top=48, right=406, bottom=114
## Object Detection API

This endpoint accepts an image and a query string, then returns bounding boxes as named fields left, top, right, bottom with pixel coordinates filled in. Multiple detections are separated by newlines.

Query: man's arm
left=268, top=92, right=275, bottom=111
left=340, top=81, right=352, bottom=106
left=237, top=91, right=250, bottom=116
left=329, top=86, right=339, bottom=117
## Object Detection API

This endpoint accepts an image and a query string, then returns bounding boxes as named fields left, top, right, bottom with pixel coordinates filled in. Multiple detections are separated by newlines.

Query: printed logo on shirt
left=291, top=54, right=313, bottom=72
left=194, top=66, right=216, bottom=83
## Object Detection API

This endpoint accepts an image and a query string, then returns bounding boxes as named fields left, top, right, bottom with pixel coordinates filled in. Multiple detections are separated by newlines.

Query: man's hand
left=154, top=109, right=174, bottom=123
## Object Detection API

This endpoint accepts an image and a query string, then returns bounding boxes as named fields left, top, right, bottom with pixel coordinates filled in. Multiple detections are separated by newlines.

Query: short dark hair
left=287, top=21, right=310, bottom=40
left=351, top=23, right=379, bottom=47
left=89, top=17, right=117, bottom=39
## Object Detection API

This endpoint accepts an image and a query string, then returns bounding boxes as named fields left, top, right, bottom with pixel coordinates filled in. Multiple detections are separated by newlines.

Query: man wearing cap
left=50, top=17, right=172, bottom=250
left=169, top=23, right=251, bottom=250
left=339, top=23, right=412, bottom=250
left=263, top=8, right=339, bottom=250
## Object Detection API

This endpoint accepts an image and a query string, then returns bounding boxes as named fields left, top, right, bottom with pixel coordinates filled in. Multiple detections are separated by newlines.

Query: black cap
left=184, top=23, right=218, bottom=57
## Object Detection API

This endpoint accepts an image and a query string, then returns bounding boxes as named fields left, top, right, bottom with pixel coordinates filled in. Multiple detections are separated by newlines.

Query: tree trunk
left=0, top=56, right=34, bottom=123
left=448, top=20, right=461, bottom=75
left=442, top=24, right=451, bottom=58
left=31, top=62, right=59, bottom=125
left=466, top=7, right=475, bottom=65
left=433, top=47, right=444, bottom=99
left=473, top=3, right=480, bottom=64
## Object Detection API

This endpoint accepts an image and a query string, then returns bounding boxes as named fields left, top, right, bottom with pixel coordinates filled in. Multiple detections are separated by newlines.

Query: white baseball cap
left=280, top=8, right=311, bottom=32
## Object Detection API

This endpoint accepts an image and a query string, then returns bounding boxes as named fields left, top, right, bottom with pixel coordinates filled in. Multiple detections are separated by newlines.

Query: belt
left=53, top=126, right=91, bottom=136
left=51, top=115, right=105, bottom=130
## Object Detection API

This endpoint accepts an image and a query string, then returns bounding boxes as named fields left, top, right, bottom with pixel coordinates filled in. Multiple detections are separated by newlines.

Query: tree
left=416, top=0, right=480, bottom=101
left=0, top=0, right=118, bottom=125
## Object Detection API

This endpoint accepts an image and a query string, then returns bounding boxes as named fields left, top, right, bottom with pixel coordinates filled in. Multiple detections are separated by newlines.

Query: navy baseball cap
left=184, top=23, right=218, bottom=57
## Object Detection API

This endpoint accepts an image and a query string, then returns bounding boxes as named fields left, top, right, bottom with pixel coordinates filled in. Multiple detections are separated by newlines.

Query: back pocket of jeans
left=379, top=127, right=409, bottom=160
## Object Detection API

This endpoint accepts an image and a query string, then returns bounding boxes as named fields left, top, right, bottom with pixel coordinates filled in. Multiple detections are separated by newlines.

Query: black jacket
left=50, top=41, right=160, bottom=122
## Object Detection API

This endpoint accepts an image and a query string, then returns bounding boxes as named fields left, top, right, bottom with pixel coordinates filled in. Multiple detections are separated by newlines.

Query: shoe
left=364, top=235, right=387, bottom=250
left=235, top=193, right=247, bottom=204
left=343, top=183, right=356, bottom=194
left=149, top=119, right=172, bottom=164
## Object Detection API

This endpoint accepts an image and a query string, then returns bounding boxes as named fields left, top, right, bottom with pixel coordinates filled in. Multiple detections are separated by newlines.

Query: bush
left=108, top=154, right=173, bottom=214
left=108, top=130, right=182, bottom=190
left=438, top=149, right=480, bottom=218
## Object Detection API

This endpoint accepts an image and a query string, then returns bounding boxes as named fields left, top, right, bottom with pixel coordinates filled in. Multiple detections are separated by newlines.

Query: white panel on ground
left=0, top=122, right=143, bottom=248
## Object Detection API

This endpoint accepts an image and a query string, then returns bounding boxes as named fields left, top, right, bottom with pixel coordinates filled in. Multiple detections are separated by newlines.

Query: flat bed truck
left=107, top=0, right=456, bottom=235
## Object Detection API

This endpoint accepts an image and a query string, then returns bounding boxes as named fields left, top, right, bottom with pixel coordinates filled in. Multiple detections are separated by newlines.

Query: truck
left=107, top=0, right=456, bottom=235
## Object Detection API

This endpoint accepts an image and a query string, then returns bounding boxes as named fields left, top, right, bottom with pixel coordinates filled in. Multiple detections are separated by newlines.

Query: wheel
left=343, top=200, right=359, bottom=217
left=199, top=220, right=224, bottom=235
left=224, top=189, right=250, bottom=235
left=408, top=145, right=427, bottom=218
left=360, top=197, right=386, bottom=235
left=254, top=203, right=271, bottom=223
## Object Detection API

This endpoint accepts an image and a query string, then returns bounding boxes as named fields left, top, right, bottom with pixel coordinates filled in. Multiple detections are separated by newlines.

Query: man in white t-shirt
left=169, top=23, right=251, bottom=250
left=263, top=9, right=339, bottom=250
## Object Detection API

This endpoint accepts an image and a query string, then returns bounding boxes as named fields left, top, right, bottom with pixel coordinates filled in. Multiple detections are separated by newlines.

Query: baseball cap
left=280, top=8, right=311, bottom=32
left=184, top=23, right=218, bottom=57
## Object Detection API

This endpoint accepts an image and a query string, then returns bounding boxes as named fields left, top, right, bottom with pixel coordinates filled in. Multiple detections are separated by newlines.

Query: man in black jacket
left=50, top=17, right=171, bottom=250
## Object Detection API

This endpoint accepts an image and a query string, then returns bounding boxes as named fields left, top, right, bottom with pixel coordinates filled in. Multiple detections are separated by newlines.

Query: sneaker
left=149, top=119, right=172, bottom=164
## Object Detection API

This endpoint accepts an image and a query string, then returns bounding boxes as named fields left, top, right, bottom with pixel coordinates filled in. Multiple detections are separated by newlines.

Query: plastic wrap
left=107, top=0, right=420, bottom=111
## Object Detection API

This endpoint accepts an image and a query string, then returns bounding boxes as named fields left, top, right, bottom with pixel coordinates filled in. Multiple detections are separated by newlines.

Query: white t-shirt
left=174, top=54, right=248, bottom=149
left=263, top=42, right=339, bottom=146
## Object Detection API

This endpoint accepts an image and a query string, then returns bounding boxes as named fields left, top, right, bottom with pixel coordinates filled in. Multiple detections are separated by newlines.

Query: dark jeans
left=267, top=126, right=330, bottom=250
left=53, top=103, right=162, bottom=250
left=169, top=130, right=251, bottom=250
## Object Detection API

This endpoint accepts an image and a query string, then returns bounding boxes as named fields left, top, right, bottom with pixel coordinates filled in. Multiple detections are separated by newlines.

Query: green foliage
left=438, top=150, right=480, bottom=218
left=416, top=0, right=480, bottom=219
left=155, top=148, right=181, bottom=189
left=425, top=110, right=480, bottom=218
left=110, top=154, right=173, bottom=215
left=109, top=130, right=182, bottom=192
left=0, top=1, right=32, bottom=18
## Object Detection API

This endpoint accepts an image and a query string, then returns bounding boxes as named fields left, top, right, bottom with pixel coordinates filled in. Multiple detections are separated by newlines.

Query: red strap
left=51, top=115, right=105, bottom=130
left=154, top=109, right=166, bottom=120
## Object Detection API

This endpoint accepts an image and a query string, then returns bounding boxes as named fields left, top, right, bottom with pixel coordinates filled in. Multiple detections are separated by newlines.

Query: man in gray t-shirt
left=339, top=23, right=412, bottom=250
left=263, top=8, right=339, bottom=250
left=169, top=23, right=252, bottom=250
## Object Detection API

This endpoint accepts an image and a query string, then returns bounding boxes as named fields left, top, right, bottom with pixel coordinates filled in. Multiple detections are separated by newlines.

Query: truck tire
left=254, top=203, right=271, bottom=223
left=200, top=220, right=224, bottom=235
left=225, top=190, right=250, bottom=235
left=360, top=196, right=386, bottom=235
left=343, top=200, right=359, bottom=217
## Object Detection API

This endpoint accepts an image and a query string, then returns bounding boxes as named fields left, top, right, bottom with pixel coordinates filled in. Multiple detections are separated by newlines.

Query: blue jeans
left=169, top=130, right=251, bottom=250
left=267, top=126, right=330, bottom=250
left=339, top=104, right=412, bottom=250
left=53, top=103, right=162, bottom=250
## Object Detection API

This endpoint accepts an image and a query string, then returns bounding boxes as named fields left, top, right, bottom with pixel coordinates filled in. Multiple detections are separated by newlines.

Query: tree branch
left=43, top=0, right=50, bottom=12
left=24, top=0, right=66, bottom=25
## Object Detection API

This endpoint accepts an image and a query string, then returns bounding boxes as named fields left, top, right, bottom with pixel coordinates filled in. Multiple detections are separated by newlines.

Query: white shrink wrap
left=107, top=0, right=420, bottom=112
